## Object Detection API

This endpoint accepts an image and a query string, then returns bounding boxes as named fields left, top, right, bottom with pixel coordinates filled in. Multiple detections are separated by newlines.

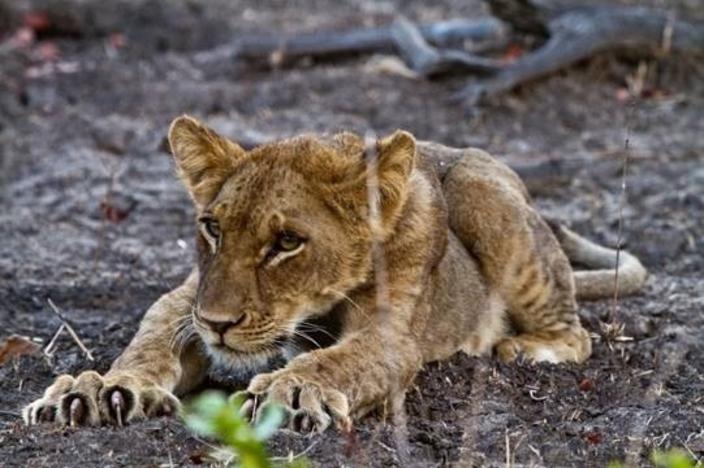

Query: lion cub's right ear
left=168, top=115, right=245, bottom=208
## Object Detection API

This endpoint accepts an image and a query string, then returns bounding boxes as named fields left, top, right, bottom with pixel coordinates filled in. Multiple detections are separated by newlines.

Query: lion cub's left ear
left=372, top=130, right=416, bottom=230
left=168, top=115, right=245, bottom=207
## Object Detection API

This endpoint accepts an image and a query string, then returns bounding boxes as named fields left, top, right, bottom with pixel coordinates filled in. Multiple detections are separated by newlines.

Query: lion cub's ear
left=372, top=130, right=416, bottom=230
left=168, top=115, right=245, bottom=207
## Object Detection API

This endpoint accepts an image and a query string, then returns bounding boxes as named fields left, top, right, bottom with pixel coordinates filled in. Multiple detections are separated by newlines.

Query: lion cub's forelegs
left=24, top=271, right=209, bottom=426
left=244, top=292, right=424, bottom=433
left=443, top=153, right=591, bottom=364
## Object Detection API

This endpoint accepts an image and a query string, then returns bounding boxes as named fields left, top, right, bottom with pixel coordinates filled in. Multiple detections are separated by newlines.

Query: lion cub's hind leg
left=495, top=327, right=591, bottom=364
left=491, top=212, right=592, bottom=364
left=443, top=152, right=591, bottom=364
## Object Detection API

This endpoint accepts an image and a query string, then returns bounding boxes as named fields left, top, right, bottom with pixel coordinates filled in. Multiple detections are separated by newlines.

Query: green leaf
left=228, top=390, right=249, bottom=408
left=652, top=449, right=696, bottom=468
left=182, top=413, right=216, bottom=437
left=191, top=390, right=228, bottom=418
left=254, top=403, right=285, bottom=440
left=281, top=457, right=313, bottom=468
left=182, top=390, right=306, bottom=468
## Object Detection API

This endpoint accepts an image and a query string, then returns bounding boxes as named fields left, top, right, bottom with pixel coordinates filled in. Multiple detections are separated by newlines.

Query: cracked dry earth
left=0, top=0, right=703, bottom=466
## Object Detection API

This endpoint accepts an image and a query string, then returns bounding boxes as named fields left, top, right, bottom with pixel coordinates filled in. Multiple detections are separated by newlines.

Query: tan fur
left=24, top=117, right=647, bottom=431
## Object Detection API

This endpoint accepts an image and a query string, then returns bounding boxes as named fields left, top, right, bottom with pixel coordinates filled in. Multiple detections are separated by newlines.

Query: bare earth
left=0, top=0, right=702, bottom=466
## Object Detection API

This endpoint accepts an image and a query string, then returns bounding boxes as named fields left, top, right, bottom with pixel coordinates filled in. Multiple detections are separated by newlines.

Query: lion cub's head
left=168, top=115, right=416, bottom=368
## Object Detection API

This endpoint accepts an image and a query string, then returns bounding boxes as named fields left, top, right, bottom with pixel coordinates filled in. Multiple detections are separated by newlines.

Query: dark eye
left=274, top=232, right=303, bottom=252
left=199, top=216, right=220, bottom=239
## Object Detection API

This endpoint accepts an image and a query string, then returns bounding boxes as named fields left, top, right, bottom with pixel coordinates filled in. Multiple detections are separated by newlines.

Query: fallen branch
left=226, top=18, right=509, bottom=64
left=47, top=298, right=94, bottom=361
left=229, top=2, right=704, bottom=104
left=390, top=16, right=502, bottom=76
left=456, top=1, right=704, bottom=104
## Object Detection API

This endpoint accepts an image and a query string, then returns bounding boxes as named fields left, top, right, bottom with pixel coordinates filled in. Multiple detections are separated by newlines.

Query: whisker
left=327, top=287, right=372, bottom=319
left=327, top=288, right=363, bottom=311
left=296, top=323, right=337, bottom=342
left=291, top=329, right=323, bottom=350
left=174, top=325, right=197, bottom=355
left=166, top=314, right=192, bottom=329
left=170, top=318, right=197, bottom=354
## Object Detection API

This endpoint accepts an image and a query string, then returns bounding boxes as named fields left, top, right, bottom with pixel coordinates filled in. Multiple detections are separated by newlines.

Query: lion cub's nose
left=200, top=313, right=246, bottom=336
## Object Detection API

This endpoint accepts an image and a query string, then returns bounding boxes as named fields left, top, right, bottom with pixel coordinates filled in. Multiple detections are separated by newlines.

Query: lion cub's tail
left=549, top=223, right=648, bottom=301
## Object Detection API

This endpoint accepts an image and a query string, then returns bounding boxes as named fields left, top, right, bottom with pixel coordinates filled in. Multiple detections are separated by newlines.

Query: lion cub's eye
left=199, top=216, right=221, bottom=240
left=275, top=232, right=302, bottom=252
left=264, top=231, right=305, bottom=265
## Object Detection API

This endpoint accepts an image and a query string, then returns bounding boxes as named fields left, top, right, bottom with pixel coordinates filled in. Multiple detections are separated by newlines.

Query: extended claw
left=111, top=390, right=125, bottom=427
left=293, top=412, right=313, bottom=433
left=38, top=406, right=54, bottom=423
left=69, top=398, right=84, bottom=426
left=159, top=400, right=176, bottom=417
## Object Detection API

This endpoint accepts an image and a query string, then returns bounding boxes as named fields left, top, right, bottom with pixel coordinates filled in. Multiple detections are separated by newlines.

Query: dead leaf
left=615, top=87, right=632, bottom=103
left=584, top=431, right=602, bottom=445
left=23, top=11, right=51, bottom=33
left=100, top=198, right=135, bottom=223
left=501, top=43, right=525, bottom=64
left=578, top=377, right=595, bottom=392
left=0, top=335, right=41, bottom=366
left=109, top=33, right=126, bottom=49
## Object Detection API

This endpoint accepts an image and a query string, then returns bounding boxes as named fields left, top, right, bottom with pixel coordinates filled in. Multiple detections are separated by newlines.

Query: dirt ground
left=0, top=0, right=702, bottom=466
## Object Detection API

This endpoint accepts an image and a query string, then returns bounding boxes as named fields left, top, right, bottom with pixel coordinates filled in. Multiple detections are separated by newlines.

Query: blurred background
left=0, top=0, right=702, bottom=466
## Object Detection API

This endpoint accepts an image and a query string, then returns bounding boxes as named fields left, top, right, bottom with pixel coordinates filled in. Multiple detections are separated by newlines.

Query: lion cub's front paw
left=23, top=370, right=180, bottom=426
left=241, top=371, right=351, bottom=434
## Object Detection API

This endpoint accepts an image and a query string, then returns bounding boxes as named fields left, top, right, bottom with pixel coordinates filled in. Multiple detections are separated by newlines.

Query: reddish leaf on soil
left=100, top=200, right=131, bottom=223
left=0, top=335, right=40, bottom=366
left=109, top=33, right=126, bottom=49
left=23, top=12, right=51, bottom=32
left=584, top=431, right=602, bottom=445
left=578, top=377, right=595, bottom=392
left=615, top=87, right=632, bottom=103
left=616, top=86, right=669, bottom=103
left=501, top=43, right=525, bottom=64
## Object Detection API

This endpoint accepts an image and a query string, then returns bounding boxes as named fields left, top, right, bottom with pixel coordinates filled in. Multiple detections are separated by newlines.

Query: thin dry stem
left=603, top=101, right=635, bottom=341
left=47, top=298, right=95, bottom=361
left=43, top=323, right=66, bottom=357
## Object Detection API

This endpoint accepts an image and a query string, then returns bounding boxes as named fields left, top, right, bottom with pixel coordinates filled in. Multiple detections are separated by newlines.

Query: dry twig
left=457, top=1, right=704, bottom=104
left=225, top=18, right=508, bottom=64
left=391, top=16, right=502, bottom=76
left=43, top=323, right=66, bottom=357
left=47, top=298, right=94, bottom=361
left=231, top=1, right=704, bottom=105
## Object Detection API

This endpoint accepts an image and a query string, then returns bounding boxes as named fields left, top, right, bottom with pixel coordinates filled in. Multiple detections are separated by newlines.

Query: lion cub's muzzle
left=197, top=311, right=246, bottom=342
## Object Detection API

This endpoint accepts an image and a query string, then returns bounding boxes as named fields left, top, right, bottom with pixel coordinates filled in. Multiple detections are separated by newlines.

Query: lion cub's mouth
left=207, top=340, right=283, bottom=371
left=200, top=302, right=346, bottom=370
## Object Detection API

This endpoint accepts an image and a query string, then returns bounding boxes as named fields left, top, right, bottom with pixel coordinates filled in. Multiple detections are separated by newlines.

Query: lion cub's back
left=417, top=141, right=529, bottom=201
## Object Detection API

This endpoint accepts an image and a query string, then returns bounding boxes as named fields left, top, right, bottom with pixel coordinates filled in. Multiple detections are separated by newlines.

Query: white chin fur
left=206, top=343, right=280, bottom=373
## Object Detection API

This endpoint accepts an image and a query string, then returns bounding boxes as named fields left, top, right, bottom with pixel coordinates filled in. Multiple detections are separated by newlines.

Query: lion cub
left=24, top=116, right=646, bottom=432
